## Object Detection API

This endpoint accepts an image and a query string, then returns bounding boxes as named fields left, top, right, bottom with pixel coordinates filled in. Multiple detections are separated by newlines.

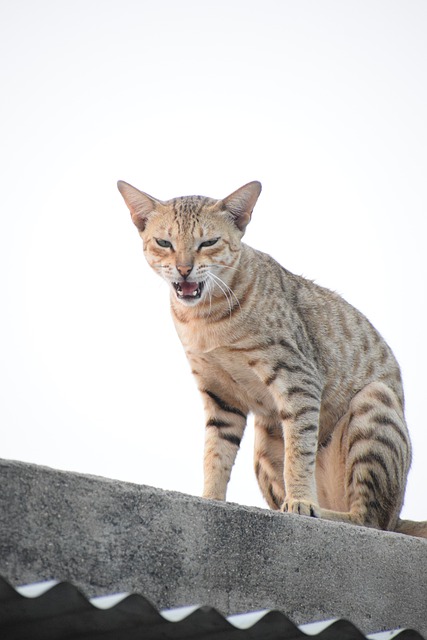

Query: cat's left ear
left=222, top=181, right=262, bottom=232
left=117, top=180, right=161, bottom=232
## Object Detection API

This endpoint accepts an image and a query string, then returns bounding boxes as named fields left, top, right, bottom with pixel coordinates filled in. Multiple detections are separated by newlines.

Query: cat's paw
left=281, top=499, right=320, bottom=517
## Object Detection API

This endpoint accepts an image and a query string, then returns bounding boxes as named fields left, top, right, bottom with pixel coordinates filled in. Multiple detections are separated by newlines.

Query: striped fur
left=118, top=179, right=427, bottom=538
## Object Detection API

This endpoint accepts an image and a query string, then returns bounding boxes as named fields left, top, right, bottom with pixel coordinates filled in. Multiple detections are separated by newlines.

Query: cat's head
left=117, top=180, right=261, bottom=307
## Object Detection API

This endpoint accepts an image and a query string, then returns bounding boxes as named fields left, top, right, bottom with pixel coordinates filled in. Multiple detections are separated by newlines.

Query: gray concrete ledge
left=0, top=458, right=426, bottom=635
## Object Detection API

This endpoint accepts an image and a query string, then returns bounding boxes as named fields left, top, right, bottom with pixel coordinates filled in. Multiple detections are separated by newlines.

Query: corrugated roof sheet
left=0, top=576, right=424, bottom=640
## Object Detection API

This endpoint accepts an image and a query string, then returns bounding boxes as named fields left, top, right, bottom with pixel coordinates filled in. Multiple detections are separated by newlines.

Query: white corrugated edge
left=15, top=584, right=200, bottom=619
left=90, top=593, right=131, bottom=609
left=160, top=605, right=200, bottom=621
left=228, top=612, right=340, bottom=634
left=17, top=581, right=130, bottom=610
left=16, top=581, right=59, bottom=598
left=229, top=613, right=411, bottom=638
left=13, top=583, right=415, bottom=638
left=17, top=582, right=130, bottom=611
left=368, top=631, right=408, bottom=639
left=299, top=619, right=339, bottom=635
left=227, top=610, right=271, bottom=629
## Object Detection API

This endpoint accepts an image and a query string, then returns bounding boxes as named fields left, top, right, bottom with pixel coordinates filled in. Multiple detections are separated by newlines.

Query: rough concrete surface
left=0, top=458, right=426, bottom=635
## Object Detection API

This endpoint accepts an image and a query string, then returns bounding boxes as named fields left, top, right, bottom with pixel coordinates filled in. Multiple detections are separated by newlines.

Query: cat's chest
left=188, top=347, right=277, bottom=415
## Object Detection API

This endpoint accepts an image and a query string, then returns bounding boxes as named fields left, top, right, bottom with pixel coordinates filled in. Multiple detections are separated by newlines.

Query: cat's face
left=118, top=181, right=261, bottom=307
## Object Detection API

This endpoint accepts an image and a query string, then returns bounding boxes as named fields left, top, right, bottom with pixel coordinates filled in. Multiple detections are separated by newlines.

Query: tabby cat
left=118, top=179, right=427, bottom=538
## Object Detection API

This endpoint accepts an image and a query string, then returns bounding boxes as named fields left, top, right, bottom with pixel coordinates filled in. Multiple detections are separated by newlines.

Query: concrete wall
left=0, top=458, right=426, bottom=635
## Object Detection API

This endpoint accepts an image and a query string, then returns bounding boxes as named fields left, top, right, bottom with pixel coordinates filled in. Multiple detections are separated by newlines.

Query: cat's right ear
left=117, top=181, right=160, bottom=232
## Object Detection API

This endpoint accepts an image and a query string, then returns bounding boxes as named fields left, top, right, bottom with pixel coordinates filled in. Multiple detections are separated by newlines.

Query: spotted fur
left=118, top=179, right=427, bottom=538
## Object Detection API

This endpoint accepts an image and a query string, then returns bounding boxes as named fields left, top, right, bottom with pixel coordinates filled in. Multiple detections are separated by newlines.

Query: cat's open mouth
left=172, top=281, right=204, bottom=301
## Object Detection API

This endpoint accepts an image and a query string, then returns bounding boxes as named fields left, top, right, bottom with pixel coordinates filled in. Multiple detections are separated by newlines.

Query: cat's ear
left=117, top=181, right=161, bottom=232
left=222, top=181, right=262, bottom=231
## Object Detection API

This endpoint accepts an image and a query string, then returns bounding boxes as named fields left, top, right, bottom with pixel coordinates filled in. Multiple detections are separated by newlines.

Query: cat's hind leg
left=316, top=381, right=412, bottom=531
left=254, top=414, right=285, bottom=510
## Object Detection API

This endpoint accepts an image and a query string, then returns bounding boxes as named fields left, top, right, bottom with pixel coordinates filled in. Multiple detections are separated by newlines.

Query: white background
left=1, top=0, right=426, bottom=519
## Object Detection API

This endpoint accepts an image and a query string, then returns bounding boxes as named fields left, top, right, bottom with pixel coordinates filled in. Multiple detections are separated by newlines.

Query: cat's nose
left=176, top=264, right=193, bottom=279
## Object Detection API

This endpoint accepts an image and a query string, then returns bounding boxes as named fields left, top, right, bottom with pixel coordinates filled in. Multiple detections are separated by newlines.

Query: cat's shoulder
left=246, top=242, right=362, bottom=314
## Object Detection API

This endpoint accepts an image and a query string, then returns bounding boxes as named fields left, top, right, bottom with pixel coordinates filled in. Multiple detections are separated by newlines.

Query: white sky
left=1, top=0, right=426, bottom=520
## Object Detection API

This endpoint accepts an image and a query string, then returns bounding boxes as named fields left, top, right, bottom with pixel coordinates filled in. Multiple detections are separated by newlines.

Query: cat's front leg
left=199, top=386, right=247, bottom=501
left=271, top=379, right=322, bottom=516
left=281, top=410, right=321, bottom=516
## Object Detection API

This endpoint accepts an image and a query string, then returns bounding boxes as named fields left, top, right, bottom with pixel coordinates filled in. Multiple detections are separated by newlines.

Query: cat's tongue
left=180, top=281, right=199, bottom=297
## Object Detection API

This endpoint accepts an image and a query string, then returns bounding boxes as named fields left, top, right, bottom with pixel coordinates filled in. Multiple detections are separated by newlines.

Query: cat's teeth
left=172, top=281, right=203, bottom=300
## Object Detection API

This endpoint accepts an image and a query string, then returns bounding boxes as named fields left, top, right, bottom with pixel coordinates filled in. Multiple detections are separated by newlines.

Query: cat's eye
left=155, top=238, right=173, bottom=249
left=199, top=238, right=219, bottom=249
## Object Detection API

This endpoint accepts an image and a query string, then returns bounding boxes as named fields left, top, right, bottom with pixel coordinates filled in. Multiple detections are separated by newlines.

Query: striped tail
left=394, top=518, right=427, bottom=538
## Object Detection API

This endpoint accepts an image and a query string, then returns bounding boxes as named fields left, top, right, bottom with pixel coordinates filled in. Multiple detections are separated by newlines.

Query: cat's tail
left=394, top=518, right=427, bottom=539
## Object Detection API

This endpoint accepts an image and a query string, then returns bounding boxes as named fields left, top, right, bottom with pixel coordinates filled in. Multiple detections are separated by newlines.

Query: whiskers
left=151, top=261, right=241, bottom=318
left=205, top=268, right=241, bottom=318
left=152, top=264, right=170, bottom=272
left=152, top=264, right=174, bottom=283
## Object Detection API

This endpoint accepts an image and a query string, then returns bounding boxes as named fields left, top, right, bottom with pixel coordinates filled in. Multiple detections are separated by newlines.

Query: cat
left=118, top=179, right=427, bottom=538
